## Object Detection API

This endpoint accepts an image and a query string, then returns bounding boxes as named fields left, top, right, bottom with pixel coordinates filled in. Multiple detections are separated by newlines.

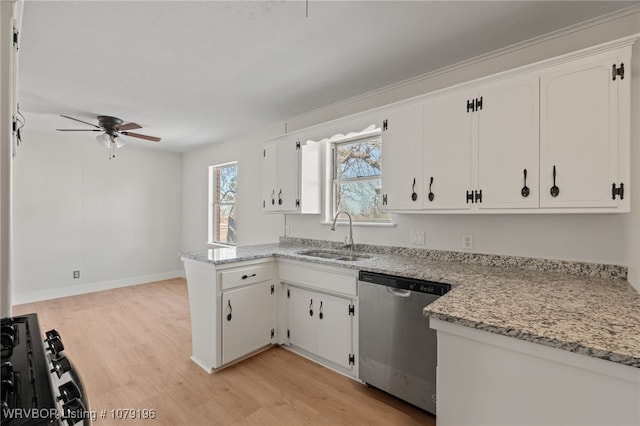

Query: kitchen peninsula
left=182, top=238, right=640, bottom=425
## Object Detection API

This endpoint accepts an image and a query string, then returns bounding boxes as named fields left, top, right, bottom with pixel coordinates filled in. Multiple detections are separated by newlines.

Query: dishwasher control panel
left=358, top=271, right=451, bottom=296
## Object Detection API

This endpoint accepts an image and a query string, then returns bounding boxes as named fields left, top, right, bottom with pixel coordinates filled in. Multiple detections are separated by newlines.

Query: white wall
left=11, top=130, right=183, bottom=303
left=181, top=10, right=640, bottom=289
left=181, top=124, right=283, bottom=252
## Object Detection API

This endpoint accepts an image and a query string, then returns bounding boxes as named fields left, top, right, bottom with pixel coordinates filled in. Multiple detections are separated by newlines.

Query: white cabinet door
left=423, top=90, right=474, bottom=210
left=477, top=75, right=540, bottom=209
left=380, top=105, right=423, bottom=211
left=316, top=293, right=353, bottom=370
left=262, top=139, right=300, bottom=212
left=222, top=281, right=275, bottom=365
left=275, top=139, right=300, bottom=211
left=262, top=142, right=278, bottom=211
left=287, top=286, right=316, bottom=354
left=263, top=138, right=321, bottom=213
left=540, top=54, right=622, bottom=208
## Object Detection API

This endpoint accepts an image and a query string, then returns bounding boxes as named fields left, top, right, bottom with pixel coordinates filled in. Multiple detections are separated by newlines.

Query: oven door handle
left=386, top=286, right=411, bottom=297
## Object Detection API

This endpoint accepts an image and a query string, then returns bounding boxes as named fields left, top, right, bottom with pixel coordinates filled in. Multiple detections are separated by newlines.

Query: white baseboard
left=11, top=270, right=185, bottom=305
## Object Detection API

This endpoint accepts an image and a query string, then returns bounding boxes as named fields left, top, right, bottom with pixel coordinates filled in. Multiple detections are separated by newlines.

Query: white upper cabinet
left=476, top=75, right=540, bottom=209
left=419, top=74, right=539, bottom=211
left=262, top=137, right=321, bottom=214
left=380, top=104, right=424, bottom=211
left=379, top=38, right=632, bottom=214
left=540, top=51, right=629, bottom=210
left=422, top=90, right=474, bottom=210
left=262, top=142, right=279, bottom=212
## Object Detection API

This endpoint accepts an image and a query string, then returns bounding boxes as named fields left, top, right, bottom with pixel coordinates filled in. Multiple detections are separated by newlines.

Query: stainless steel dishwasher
left=358, top=271, right=451, bottom=414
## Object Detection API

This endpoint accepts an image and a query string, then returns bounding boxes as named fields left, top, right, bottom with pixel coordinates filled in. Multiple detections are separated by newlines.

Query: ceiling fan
left=57, top=115, right=161, bottom=159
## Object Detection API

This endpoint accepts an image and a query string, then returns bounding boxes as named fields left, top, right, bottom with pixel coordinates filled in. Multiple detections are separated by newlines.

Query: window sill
left=320, top=221, right=396, bottom=228
left=206, top=242, right=236, bottom=248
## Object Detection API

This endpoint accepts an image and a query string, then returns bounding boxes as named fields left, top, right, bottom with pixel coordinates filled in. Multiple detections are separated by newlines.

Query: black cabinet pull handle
left=411, top=178, right=417, bottom=201
left=278, top=189, right=283, bottom=205
left=241, top=273, right=256, bottom=280
left=309, top=299, right=313, bottom=317
left=521, top=169, right=530, bottom=198
left=271, top=190, right=275, bottom=205
left=226, top=300, right=232, bottom=321
left=550, top=166, right=560, bottom=197
left=319, top=301, right=324, bottom=320
left=428, top=177, right=434, bottom=202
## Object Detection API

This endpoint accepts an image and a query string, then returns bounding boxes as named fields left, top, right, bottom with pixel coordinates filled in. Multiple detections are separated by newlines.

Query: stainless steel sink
left=333, top=255, right=370, bottom=261
left=297, top=250, right=343, bottom=259
left=296, top=249, right=371, bottom=262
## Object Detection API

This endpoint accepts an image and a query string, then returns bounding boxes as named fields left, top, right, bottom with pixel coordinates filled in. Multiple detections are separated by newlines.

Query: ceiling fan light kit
left=56, top=114, right=161, bottom=160
left=96, top=132, right=124, bottom=159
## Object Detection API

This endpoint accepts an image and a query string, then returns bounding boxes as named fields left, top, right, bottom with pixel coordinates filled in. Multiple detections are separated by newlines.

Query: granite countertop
left=181, top=239, right=640, bottom=369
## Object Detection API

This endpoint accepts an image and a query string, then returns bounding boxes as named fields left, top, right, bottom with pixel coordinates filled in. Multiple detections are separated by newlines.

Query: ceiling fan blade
left=116, top=122, right=142, bottom=131
left=56, top=128, right=102, bottom=132
left=60, top=114, right=101, bottom=129
left=120, top=131, right=161, bottom=142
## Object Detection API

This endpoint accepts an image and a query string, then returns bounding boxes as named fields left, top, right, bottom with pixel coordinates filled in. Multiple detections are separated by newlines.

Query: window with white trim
left=332, top=132, right=391, bottom=223
left=208, top=162, right=237, bottom=245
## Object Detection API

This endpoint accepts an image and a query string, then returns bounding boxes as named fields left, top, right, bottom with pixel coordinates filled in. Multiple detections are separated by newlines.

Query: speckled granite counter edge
left=427, top=311, right=640, bottom=368
left=280, top=237, right=627, bottom=280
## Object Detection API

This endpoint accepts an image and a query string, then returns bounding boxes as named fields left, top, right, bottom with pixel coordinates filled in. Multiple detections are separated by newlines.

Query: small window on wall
left=333, top=133, right=391, bottom=223
left=209, top=162, right=237, bottom=245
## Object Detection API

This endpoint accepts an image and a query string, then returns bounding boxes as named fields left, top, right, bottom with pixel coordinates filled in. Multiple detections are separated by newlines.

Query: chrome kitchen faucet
left=331, top=211, right=354, bottom=254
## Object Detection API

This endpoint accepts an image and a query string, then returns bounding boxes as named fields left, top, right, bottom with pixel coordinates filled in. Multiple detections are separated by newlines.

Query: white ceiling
left=18, top=1, right=638, bottom=153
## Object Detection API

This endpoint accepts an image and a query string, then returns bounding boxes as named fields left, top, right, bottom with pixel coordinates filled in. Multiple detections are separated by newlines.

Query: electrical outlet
left=410, top=230, right=425, bottom=245
left=462, top=234, right=473, bottom=250
left=73, top=270, right=80, bottom=279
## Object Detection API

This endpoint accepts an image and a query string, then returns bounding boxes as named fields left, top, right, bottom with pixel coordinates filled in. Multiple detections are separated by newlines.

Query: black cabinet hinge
left=287, top=288, right=290, bottom=298
left=466, top=97, right=483, bottom=112
left=466, top=99, right=475, bottom=113
left=296, top=140, right=301, bottom=149
left=12, top=116, right=17, bottom=132
left=348, top=304, right=355, bottom=316
left=612, top=183, right=624, bottom=200
left=295, top=199, right=300, bottom=207
left=263, top=149, right=266, bottom=157
left=287, top=329, right=290, bottom=339
left=263, top=200, right=266, bottom=208
left=612, top=63, right=625, bottom=81
left=382, top=119, right=388, bottom=131
left=382, top=194, right=388, bottom=205
left=13, top=27, right=19, bottom=50
left=466, top=190, right=474, bottom=204
left=270, top=284, right=275, bottom=294
left=270, top=328, right=275, bottom=339
left=348, top=354, right=355, bottom=365
left=466, top=190, right=482, bottom=203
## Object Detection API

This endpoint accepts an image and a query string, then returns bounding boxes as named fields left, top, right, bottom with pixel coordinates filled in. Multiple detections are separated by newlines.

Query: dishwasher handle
left=386, top=286, right=411, bottom=297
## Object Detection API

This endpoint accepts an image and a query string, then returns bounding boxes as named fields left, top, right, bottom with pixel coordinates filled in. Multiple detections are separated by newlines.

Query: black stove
left=1, top=314, right=90, bottom=425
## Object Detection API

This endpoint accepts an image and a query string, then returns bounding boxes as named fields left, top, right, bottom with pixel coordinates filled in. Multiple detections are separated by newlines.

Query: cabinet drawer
left=220, top=263, right=274, bottom=290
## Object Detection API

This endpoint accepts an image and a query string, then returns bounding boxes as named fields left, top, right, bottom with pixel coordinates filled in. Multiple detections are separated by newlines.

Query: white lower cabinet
left=222, top=281, right=276, bottom=365
left=431, top=318, right=640, bottom=426
left=279, top=259, right=358, bottom=376
left=181, top=257, right=277, bottom=372
left=286, top=285, right=355, bottom=370
left=182, top=256, right=358, bottom=376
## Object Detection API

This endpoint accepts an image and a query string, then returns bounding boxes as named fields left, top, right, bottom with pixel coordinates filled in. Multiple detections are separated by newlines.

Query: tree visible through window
left=333, top=134, right=390, bottom=222
left=209, top=162, right=237, bottom=245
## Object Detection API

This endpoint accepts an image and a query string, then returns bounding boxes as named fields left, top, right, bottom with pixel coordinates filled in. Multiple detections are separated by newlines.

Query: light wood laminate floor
left=13, top=278, right=436, bottom=426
